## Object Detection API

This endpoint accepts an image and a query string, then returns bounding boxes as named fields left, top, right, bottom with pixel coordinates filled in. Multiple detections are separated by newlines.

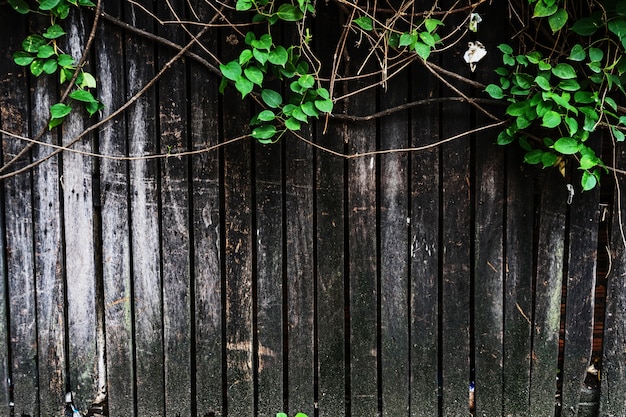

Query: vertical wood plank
left=600, top=145, right=626, bottom=417
left=0, top=13, right=38, bottom=416
left=314, top=5, right=346, bottom=417
left=156, top=2, right=192, bottom=416
left=347, top=110, right=378, bottom=417
left=96, top=3, right=134, bottom=416
left=379, top=72, right=410, bottom=417
left=560, top=172, right=600, bottom=416
left=62, top=11, right=98, bottom=412
left=255, top=141, right=284, bottom=416
left=189, top=5, right=224, bottom=416
left=125, top=2, right=165, bottom=415
left=221, top=25, right=255, bottom=417
left=286, top=126, right=315, bottom=416
left=409, top=55, right=440, bottom=417
left=529, top=172, right=567, bottom=416
left=503, top=152, right=534, bottom=416
left=440, top=30, right=471, bottom=417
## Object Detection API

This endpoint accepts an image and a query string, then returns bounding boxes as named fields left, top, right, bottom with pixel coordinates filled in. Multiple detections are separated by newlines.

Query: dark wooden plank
left=600, top=145, right=626, bottom=417
left=472, top=11, right=507, bottom=411
left=61, top=9, right=98, bottom=412
left=503, top=151, right=534, bottom=416
left=155, top=2, right=193, bottom=417
left=255, top=140, right=284, bottom=416
left=95, top=2, right=134, bottom=415
left=379, top=71, right=410, bottom=417
left=439, top=21, right=471, bottom=416
left=0, top=11, right=38, bottom=416
left=286, top=125, right=315, bottom=416
left=561, top=169, right=600, bottom=415
left=124, top=2, right=165, bottom=415
left=409, top=51, right=440, bottom=417
left=345, top=79, right=378, bottom=417
left=189, top=4, right=223, bottom=416
left=529, top=171, right=568, bottom=416
left=221, top=23, right=255, bottom=417
left=314, top=5, right=346, bottom=417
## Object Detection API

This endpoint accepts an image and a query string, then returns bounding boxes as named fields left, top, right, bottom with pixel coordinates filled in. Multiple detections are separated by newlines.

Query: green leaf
left=80, top=72, right=96, bottom=88
left=291, top=106, right=308, bottom=123
left=314, top=98, right=334, bottom=113
left=524, top=149, right=544, bottom=164
left=498, top=44, right=514, bottom=54
left=579, top=153, right=599, bottom=170
left=268, top=46, right=288, bottom=66
left=37, top=44, right=55, bottom=59
left=251, top=34, right=272, bottom=51
left=553, top=137, right=579, bottom=154
left=300, top=101, right=319, bottom=117
left=497, top=130, right=515, bottom=145
left=298, top=74, right=315, bottom=89
left=219, top=61, right=242, bottom=81
left=30, top=59, right=44, bottom=77
left=399, top=32, right=416, bottom=47
left=50, top=102, right=72, bottom=119
left=533, top=1, right=558, bottom=17
left=53, top=2, right=70, bottom=19
left=548, top=8, right=568, bottom=32
left=541, top=151, right=558, bottom=167
left=235, top=0, right=252, bottom=11
left=77, top=0, right=96, bottom=6
left=57, top=54, right=74, bottom=67
left=285, top=117, right=301, bottom=131
left=354, top=16, right=373, bottom=31
left=239, top=49, right=253, bottom=65
left=85, top=100, right=104, bottom=117
left=558, top=79, right=580, bottom=91
left=612, top=125, right=626, bottom=141
left=565, top=117, right=578, bottom=135
left=39, top=0, right=61, bottom=11
left=42, top=58, right=58, bottom=74
left=43, top=24, right=66, bottom=39
left=261, top=89, right=283, bottom=108
left=8, top=0, right=30, bottom=14
left=70, top=89, right=98, bottom=103
left=506, top=101, right=530, bottom=116
left=275, top=4, right=304, bottom=21
left=414, top=41, right=431, bottom=60
left=13, top=51, right=34, bottom=66
left=552, top=63, right=577, bottom=79
left=534, top=75, right=551, bottom=91
left=235, top=76, right=254, bottom=98
left=253, top=48, right=269, bottom=65
left=574, top=91, right=596, bottom=104
left=485, top=84, right=504, bottom=99
left=588, top=47, right=603, bottom=63
left=609, top=18, right=626, bottom=39
left=22, top=34, right=46, bottom=53
left=581, top=170, right=598, bottom=191
left=424, top=18, right=443, bottom=33
left=516, top=116, right=532, bottom=129
left=570, top=15, right=601, bottom=36
left=542, top=110, right=562, bottom=128
left=257, top=110, right=276, bottom=122
left=580, top=106, right=599, bottom=131
left=419, top=32, right=436, bottom=47
left=568, top=44, right=586, bottom=61
left=252, top=124, right=277, bottom=140
left=244, top=66, right=264, bottom=86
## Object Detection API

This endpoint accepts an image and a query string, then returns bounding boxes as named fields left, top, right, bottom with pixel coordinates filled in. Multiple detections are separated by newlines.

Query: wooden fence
left=0, top=1, right=626, bottom=416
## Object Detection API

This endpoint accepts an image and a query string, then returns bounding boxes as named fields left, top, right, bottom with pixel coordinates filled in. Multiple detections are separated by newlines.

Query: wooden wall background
left=0, top=1, right=625, bottom=417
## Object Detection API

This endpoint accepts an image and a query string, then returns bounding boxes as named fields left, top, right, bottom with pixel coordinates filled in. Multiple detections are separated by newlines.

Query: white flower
left=463, top=41, right=487, bottom=72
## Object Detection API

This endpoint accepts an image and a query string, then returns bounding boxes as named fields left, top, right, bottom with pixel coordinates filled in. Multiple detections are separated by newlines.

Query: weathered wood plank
left=529, top=171, right=567, bottom=416
left=286, top=125, right=315, bottom=416
left=409, top=51, right=440, bottom=417
left=503, top=152, right=534, bottom=416
left=95, top=2, right=133, bottom=415
left=221, top=24, right=255, bottom=417
left=439, top=27, right=471, bottom=416
left=600, top=145, right=626, bottom=417
left=255, top=139, right=284, bottom=416
left=156, top=2, right=193, bottom=416
left=346, top=78, right=378, bottom=417
left=124, top=2, right=165, bottom=415
left=0, top=12, right=38, bottom=416
left=560, top=170, right=600, bottom=416
left=379, top=71, right=410, bottom=417
left=62, top=10, right=98, bottom=412
left=189, top=4, right=223, bottom=416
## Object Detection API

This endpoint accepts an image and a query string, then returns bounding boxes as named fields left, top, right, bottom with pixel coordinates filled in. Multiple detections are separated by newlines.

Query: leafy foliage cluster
left=486, top=0, right=626, bottom=190
left=9, top=0, right=103, bottom=129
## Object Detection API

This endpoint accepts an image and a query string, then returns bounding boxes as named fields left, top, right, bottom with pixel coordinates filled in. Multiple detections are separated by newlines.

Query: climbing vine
left=3, top=0, right=626, bottom=190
